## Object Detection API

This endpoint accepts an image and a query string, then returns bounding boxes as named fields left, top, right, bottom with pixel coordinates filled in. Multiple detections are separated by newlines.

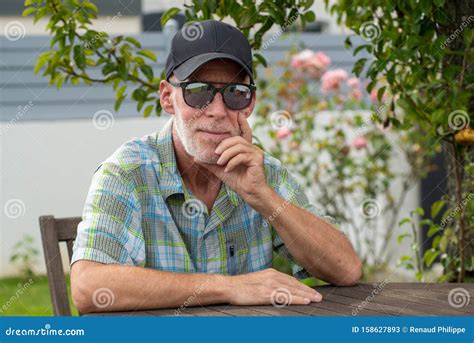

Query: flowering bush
left=254, top=49, right=434, bottom=279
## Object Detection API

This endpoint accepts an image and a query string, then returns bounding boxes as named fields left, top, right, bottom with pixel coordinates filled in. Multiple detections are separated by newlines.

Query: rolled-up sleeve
left=71, top=162, right=144, bottom=267
left=271, top=166, right=341, bottom=279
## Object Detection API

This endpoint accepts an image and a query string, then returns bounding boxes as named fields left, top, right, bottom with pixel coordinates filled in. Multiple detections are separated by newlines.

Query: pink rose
left=313, top=52, right=331, bottom=69
left=321, top=69, right=349, bottom=93
left=352, top=136, right=368, bottom=150
left=291, top=50, right=331, bottom=79
left=347, top=77, right=360, bottom=88
left=290, top=49, right=315, bottom=69
left=276, top=127, right=291, bottom=140
left=349, top=88, right=363, bottom=100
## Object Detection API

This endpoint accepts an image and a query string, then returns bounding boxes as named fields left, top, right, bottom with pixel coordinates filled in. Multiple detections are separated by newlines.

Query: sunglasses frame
left=168, top=80, right=257, bottom=110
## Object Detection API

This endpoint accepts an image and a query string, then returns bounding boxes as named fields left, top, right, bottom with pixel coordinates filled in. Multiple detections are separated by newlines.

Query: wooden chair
left=39, top=215, right=81, bottom=316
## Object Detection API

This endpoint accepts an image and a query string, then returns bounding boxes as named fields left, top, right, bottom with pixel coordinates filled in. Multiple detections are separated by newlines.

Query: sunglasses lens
left=183, top=83, right=214, bottom=108
left=223, top=84, right=253, bottom=110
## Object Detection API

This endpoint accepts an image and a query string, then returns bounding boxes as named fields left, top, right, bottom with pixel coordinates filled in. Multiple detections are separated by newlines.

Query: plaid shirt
left=71, top=117, right=337, bottom=279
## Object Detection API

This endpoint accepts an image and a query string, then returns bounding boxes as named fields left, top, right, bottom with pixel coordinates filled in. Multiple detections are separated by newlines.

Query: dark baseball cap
left=165, top=20, right=254, bottom=84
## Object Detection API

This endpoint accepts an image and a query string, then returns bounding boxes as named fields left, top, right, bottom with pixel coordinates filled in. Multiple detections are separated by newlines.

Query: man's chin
left=191, top=148, right=220, bottom=164
left=193, top=154, right=219, bottom=164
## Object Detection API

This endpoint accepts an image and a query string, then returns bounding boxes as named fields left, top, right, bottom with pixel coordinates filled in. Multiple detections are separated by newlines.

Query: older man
left=71, top=20, right=362, bottom=314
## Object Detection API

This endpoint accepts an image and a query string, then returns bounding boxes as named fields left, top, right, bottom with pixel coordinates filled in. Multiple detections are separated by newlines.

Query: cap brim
left=172, top=52, right=254, bottom=84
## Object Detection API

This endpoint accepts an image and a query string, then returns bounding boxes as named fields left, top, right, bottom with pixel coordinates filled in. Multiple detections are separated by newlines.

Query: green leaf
left=22, top=7, right=36, bottom=16
left=303, top=0, right=315, bottom=10
left=397, top=233, right=411, bottom=244
left=161, top=7, right=180, bottom=27
left=423, top=249, right=440, bottom=267
left=116, top=85, right=126, bottom=99
left=143, top=104, right=153, bottom=118
left=137, top=50, right=157, bottom=62
left=73, top=45, right=86, bottom=69
left=353, top=58, right=367, bottom=77
left=427, top=225, right=442, bottom=237
left=114, top=95, right=125, bottom=112
left=377, top=86, right=386, bottom=102
left=398, top=217, right=411, bottom=226
left=139, top=64, right=154, bottom=81
left=413, top=207, right=425, bottom=217
left=102, top=63, right=115, bottom=75
left=125, top=37, right=142, bottom=48
left=303, top=11, right=315, bottom=23
left=34, top=52, right=50, bottom=74
left=132, top=88, right=147, bottom=102
left=254, top=53, right=267, bottom=68
left=431, top=200, right=445, bottom=219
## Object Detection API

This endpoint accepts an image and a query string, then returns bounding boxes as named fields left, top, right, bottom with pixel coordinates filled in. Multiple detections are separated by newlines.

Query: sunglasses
left=169, top=80, right=256, bottom=110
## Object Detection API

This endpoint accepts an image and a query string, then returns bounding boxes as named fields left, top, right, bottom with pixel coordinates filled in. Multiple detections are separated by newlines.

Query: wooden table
left=85, top=283, right=474, bottom=316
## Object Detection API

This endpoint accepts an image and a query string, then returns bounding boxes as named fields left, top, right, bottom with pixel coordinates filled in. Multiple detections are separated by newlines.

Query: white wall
left=0, top=115, right=169, bottom=276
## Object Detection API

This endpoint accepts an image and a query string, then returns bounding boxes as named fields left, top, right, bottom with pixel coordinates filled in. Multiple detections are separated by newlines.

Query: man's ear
left=159, top=80, right=175, bottom=115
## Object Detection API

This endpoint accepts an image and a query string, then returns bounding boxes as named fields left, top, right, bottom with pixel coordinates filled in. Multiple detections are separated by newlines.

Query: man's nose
left=203, top=92, right=228, bottom=119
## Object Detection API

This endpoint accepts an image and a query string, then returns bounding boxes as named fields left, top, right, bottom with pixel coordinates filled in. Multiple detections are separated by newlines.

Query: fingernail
left=313, top=293, right=322, bottom=302
left=304, top=298, right=311, bottom=304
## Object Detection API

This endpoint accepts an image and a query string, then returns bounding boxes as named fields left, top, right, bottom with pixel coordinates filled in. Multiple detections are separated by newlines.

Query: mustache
left=193, top=123, right=240, bottom=135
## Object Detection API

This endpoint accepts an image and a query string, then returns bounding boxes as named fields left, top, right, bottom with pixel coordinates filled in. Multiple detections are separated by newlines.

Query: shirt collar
left=155, top=117, right=241, bottom=207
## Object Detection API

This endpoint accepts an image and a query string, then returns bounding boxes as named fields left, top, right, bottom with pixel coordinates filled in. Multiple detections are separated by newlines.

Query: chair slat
left=39, top=215, right=81, bottom=316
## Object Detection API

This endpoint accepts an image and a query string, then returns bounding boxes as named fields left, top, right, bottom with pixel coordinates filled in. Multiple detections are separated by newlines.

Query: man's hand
left=224, top=268, right=322, bottom=306
left=194, top=112, right=270, bottom=204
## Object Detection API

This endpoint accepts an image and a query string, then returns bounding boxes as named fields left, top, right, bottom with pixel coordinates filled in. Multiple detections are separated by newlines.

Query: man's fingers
left=283, top=287, right=322, bottom=302
left=288, top=295, right=312, bottom=305
left=238, top=111, right=253, bottom=143
left=276, top=273, right=321, bottom=298
left=217, top=144, right=253, bottom=166
left=225, top=153, right=253, bottom=172
left=215, top=136, right=249, bottom=155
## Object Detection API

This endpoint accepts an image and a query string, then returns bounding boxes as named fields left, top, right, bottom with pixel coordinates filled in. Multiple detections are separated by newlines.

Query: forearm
left=71, top=260, right=229, bottom=313
left=248, top=187, right=362, bottom=285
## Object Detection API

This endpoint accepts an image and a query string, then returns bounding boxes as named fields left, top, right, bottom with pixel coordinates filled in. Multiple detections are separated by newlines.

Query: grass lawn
left=0, top=275, right=78, bottom=316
